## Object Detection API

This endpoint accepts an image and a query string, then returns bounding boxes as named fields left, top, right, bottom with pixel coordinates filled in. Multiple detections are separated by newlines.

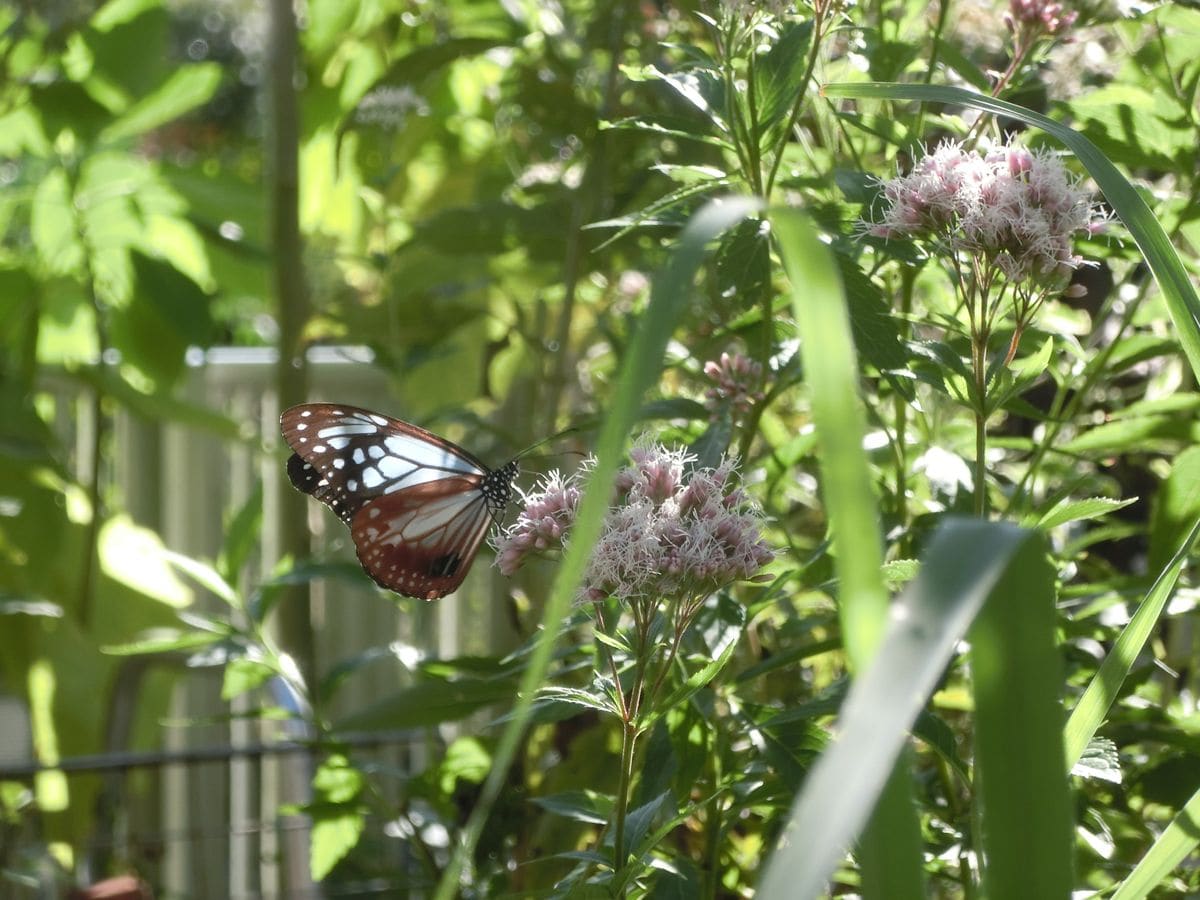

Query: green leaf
left=109, top=251, right=216, bottom=386
left=630, top=65, right=727, bottom=133
left=310, top=808, right=364, bottom=881
left=102, top=63, right=223, bottom=144
left=68, top=366, right=242, bottom=440
left=1071, top=738, right=1122, bottom=785
left=30, top=82, right=112, bottom=145
left=989, top=336, right=1055, bottom=414
left=639, top=398, right=710, bottom=421
left=99, top=515, right=192, bottom=607
left=753, top=20, right=815, bottom=134
left=1064, top=515, right=1200, bottom=768
left=314, top=754, right=366, bottom=804
left=535, top=685, right=618, bottom=716
left=970, top=531, right=1073, bottom=899
left=1060, top=414, right=1200, bottom=454
left=102, top=628, right=227, bottom=656
left=1032, top=496, right=1138, bottom=531
left=1110, top=784, right=1200, bottom=900
left=933, top=37, right=991, bottom=92
left=222, top=657, right=276, bottom=701
left=1149, top=445, right=1200, bottom=574
left=161, top=549, right=238, bottom=607
left=218, top=483, right=263, bottom=586
left=622, top=792, right=671, bottom=863
left=600, top=115, right=734, bottom=149
left=531, top=790, right=613, bottom=825
left=774, top=210, right=887, bottom=665
left=648, top=597, right=745, bottom=723
left=757, top=519, right=1043, bottom=900
left=835, top=254, right=910, bottom=394
left=773, top=207, right=924, bottom=897
left=335, top=677, right=519, bottom=731
left=30, top=168, right=83, bottom=276
left=438, top=738, right=492, bottom=793
left=822, top=82, right=1200, bottom=385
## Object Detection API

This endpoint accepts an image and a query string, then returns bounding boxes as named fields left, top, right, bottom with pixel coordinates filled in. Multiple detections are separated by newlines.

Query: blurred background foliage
left=1, top=0, right=1200, bottom=896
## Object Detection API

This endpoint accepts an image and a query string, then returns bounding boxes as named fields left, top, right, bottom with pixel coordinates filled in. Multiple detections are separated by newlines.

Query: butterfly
left=280, top=403, right=519, bottom=600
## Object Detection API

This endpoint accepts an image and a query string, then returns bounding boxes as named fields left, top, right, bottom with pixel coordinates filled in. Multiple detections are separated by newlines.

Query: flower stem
left=612, top=719, right=639, bottom=888
left=972, top=333, right=989, bottom=518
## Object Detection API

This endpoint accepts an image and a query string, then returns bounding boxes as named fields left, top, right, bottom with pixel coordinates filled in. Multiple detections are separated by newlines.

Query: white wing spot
left=300, top=410, right=312, bottom=418
left=296, top=423, right=307, bottom=431
left=352, top=448, right=365, bottom=464
left=312, top=444, right=326, bottom=454
left=377, top=455, right=410, bottom=479
left=333, top=458, right=345, bottom=470
left=368, top=445, right=385, bottom=460
left=362, top=468, right=384, bottom=489
left=370, top=415, right=388, bottom=426
left=347, top=479, right=358, bottom=491
left=325, top=436, right=351, bottom=450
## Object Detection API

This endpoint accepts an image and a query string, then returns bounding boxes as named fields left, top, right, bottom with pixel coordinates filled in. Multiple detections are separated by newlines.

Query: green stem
left=973, top=333, right=989, bottom=518
left=893, top=268, right=915, bottom=548
left=612, top=719, right=639, bottom=884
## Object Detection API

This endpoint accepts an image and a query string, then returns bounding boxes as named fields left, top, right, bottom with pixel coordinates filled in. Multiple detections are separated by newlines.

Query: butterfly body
left=280, top=403, right=518, bottom=600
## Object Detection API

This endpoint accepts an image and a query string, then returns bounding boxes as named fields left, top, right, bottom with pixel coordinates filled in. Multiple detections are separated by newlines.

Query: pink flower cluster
left=494, top=445, right=774, bottom=603
left=866, top=138, right=1099, bottom=286
left=704, top=351, right=764, bottom=421
left=1007, top=0, right=1077, bottom=37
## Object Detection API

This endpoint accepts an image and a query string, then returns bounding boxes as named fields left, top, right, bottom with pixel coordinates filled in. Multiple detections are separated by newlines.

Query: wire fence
left=2, top=348, right=498, bottom=899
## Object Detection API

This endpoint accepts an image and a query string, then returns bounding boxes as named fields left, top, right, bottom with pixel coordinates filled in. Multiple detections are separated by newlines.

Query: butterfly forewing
left=280, top=403, right=515, bottom=600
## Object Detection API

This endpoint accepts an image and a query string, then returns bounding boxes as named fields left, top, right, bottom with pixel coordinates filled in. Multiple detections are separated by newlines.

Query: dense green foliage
left=3, top=0, right=1200, bottom=897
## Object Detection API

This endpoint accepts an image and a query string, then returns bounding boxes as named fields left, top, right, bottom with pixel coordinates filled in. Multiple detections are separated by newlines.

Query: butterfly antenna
left=511, top=424, right=583, bottom=462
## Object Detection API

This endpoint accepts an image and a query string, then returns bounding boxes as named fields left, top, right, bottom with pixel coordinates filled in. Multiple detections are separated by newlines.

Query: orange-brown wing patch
left=350, top=476, right=491, bottom=600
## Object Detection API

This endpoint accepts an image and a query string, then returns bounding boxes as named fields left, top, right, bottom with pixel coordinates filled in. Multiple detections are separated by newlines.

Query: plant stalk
left=612, top=719, right=639, bottom=885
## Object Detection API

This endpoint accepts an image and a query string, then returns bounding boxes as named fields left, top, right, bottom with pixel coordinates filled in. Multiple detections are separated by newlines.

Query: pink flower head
left=1009, top=0, right=1078, bottom=37
left=864, top=137, right=1099, bottom=289
left=493, top=443, right=774, bottom=602
left=703, top=351, right=764, bottom=421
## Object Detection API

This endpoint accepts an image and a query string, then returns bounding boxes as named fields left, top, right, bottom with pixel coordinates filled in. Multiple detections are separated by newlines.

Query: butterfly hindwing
left=280, top=403, right=516, bottom=600
left=352, top=478, right=492, bottom=600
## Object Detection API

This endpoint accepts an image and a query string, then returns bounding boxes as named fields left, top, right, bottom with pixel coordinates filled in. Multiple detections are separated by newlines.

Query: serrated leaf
left=638, top=66, right=727, bottom=132
left=310, top=808, right=364, bottom=881
left=600, top=115, right=734, bottom=149
left=314, top=755, right=366, bottom=804
left=621, top=792, right=671, bottom=863
left=1033, top=496, right=1137, bottom=531
left=1071, top=738, right=1122, bottom=784
left=438, top=738, right=491, bottom=793
left=881, top=559, right=919, bottom=589
left=536, top=685, right=617, bottom=715
left=651, top=163, right=727, bottom=183
left=753, top=20, right=815, bottom=134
